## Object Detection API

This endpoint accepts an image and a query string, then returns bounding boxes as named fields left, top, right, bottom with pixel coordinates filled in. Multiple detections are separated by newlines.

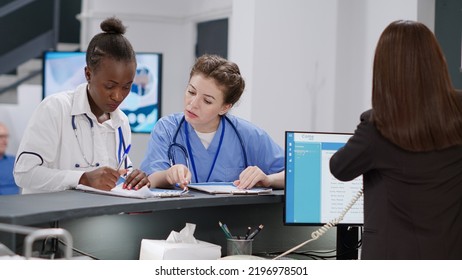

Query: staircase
left=0, top=43, right=79, bottom=104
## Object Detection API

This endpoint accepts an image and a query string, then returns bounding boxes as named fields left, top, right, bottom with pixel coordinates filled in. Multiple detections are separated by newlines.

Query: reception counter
left=0, top=189, right=331, bottom=259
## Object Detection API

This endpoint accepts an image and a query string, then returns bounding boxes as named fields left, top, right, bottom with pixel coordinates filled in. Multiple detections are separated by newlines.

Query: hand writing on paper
left=79, top=167, right=127, bottom=191
left=123, top=169, right=150, bottom=190
left=166, top=164, right=191, bottom=190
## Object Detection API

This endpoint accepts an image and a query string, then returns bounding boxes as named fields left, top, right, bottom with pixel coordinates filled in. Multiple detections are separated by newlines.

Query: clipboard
left=187, top=182, right=272, bottom=195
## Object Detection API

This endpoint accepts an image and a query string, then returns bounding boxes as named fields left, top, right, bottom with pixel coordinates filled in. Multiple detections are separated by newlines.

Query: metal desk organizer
left=0, top=223, right=73, bottom=259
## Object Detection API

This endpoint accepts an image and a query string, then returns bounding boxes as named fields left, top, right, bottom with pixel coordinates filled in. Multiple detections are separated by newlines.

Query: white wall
left=230, top=0, right=435, bottom=146
left=332, top=0, right=435, bottom=135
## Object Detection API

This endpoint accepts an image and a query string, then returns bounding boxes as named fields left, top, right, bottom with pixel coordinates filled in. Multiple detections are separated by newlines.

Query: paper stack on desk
left=75, top=184, right=188, bottom=199
left=188, top=182, right=272, bottom=195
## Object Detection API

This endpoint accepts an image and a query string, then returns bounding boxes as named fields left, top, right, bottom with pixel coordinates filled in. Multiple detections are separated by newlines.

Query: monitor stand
left=336, top=225, right=360, bottom=259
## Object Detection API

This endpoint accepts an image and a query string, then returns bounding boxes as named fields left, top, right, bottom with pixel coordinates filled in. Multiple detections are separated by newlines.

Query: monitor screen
left=284, top=131, right=364, bottom=225
left=42, top=51, right=162, bottom=133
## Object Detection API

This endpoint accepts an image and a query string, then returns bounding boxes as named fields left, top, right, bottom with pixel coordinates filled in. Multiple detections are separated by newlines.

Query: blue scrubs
left=0, top=155, right=20, bottom=195
left=140, top=113, right=284, bottom=183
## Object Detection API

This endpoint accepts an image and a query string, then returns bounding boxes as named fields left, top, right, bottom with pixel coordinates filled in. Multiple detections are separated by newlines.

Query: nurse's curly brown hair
left=190, top=54, right=245, bottom=106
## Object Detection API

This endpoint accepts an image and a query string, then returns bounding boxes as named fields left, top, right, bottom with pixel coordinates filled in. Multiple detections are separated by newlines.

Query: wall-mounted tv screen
left=42, top=51, right=162, bottom=133
left=284, top=131, right=364, bottom=226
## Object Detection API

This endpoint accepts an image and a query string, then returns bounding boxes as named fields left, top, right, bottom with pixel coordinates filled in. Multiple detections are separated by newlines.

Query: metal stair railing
left=0, top=223, right=73, bottom=259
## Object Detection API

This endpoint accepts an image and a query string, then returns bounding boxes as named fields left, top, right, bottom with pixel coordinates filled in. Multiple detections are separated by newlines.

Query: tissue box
left=139, top=239, right=222, bottom=260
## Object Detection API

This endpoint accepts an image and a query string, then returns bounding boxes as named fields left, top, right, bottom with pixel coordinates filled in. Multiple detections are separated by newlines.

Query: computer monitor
left=42, top=51, right=162, bottom=133
left=284, top=131, right=364, bottom=225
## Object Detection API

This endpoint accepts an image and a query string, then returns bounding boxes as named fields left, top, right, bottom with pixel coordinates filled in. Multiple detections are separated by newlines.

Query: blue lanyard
left=185, top=117, right=225, bottom=183
left=117, top=127, right=126, bottom=169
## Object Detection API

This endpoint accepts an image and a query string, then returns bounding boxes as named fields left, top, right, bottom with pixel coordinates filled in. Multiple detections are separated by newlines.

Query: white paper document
left=75, top=184, right=189, bottom=199
left=187, top=182, right=272, bottom=195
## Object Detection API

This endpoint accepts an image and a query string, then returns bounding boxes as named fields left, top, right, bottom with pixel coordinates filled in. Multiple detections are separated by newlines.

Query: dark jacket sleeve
left=329, top=110, right=374, bottom=181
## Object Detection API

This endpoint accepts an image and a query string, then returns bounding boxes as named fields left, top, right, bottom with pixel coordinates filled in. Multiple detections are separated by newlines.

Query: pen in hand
left=117, top=144, right=131, bottom=172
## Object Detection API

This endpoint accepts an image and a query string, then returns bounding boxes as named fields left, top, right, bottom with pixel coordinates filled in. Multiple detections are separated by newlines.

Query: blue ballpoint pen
left=117, top=144, right=131, bottom=171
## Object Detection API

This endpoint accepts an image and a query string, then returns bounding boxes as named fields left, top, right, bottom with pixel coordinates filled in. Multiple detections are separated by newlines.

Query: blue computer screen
left=42, top=51, right=162, bottom=134
left=284, top=131, right=363, bottom=225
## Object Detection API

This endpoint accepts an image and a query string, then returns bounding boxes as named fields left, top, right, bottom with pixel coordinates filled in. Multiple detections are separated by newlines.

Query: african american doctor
left=14, top=17, right=149, bottom=194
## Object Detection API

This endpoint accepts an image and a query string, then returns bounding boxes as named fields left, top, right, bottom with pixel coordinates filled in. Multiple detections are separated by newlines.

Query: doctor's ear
left=84, top=67, right=91, bottom=82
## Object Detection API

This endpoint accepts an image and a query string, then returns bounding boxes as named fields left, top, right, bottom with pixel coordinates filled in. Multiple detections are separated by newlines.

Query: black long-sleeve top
left=330, top=109, right=462, bottom=259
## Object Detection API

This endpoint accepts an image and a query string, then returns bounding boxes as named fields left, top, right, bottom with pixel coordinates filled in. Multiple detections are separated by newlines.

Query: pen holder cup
left=227, top=238, right=253, bottom=256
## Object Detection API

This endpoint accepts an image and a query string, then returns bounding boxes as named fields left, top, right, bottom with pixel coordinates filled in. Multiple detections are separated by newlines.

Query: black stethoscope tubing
left=72, top=114, right=99, bottom=168
left=72, top=114, right=127, bottom=169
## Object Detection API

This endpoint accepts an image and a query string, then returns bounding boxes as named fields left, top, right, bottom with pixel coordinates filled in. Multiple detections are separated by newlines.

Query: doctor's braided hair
left=190, top=54, right=245, bottom=106
left=86, top=17, right=136, bottom=72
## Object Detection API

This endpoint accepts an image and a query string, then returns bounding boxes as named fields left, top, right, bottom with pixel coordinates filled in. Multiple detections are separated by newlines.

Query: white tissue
left=139, top=223, right=222, bottom=259
left=166, top=223, right=199, bottom=244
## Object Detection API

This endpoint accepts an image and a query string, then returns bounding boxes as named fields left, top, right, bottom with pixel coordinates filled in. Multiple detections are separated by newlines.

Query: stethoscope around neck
left=72, top=113, right=126, bottom=169
left=168, top=115, right=248, bottom=183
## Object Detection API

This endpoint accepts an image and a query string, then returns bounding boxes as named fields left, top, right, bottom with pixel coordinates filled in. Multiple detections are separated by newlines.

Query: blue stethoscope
left=72, top=114, right=127, bottom=169
left=168, top=115, right=248, bottom=183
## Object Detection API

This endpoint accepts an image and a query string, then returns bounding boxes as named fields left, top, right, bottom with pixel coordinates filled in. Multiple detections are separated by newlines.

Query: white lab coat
left=14, top=83, right=132, bottom=194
